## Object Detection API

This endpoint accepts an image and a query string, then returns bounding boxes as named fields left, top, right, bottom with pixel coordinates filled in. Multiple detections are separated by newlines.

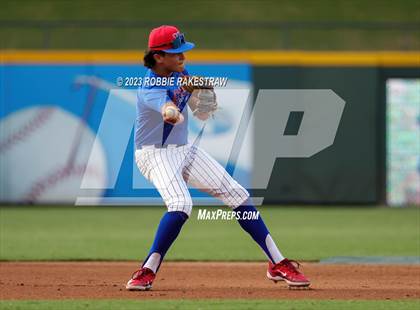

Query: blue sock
left=142, top=211, right=188, bottom=272
left=235, top=203, right=284, bottom=264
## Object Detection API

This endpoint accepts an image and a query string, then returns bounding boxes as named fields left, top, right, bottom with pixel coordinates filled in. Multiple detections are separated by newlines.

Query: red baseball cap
left=148, top=25, right=195, bottom=53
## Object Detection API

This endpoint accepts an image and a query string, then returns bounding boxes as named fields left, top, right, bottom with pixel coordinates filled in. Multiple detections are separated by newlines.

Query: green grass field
left=1, top=206, right=419, bottom=309
left=0, top=206, right=418, bottom=261
left=1, top=299, right=419, bottom=310
left=1, top=0, right=419, bottom=49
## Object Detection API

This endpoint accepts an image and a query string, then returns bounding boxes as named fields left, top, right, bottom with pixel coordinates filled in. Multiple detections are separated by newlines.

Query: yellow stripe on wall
left=191, top=51, right=420, bottom=67
left=1, top=50, right=419, bottom=67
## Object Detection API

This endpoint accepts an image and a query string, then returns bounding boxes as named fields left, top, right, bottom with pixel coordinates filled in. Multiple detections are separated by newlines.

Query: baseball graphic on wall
left=0, top=105, right=108, bottom=203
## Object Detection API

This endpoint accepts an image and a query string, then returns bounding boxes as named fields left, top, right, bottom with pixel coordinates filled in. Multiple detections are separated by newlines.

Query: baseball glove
left=190, top=89, right=218, bottom=117
left=181, top=76, right=218, bottom=118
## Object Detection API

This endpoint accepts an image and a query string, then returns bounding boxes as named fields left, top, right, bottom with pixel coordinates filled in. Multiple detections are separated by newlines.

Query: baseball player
left=126, top=25, right=310, bottom=290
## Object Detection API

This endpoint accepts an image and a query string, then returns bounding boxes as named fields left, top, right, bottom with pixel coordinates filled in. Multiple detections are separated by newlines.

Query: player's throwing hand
left=162, top=102, right=184, bottom=125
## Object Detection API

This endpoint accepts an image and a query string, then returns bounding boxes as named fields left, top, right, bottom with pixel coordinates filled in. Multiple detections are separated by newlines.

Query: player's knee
left=230, top=182, right=250, bottom=198
left=167, top=196, right=193, bottom=217
left=221, top=183, right=250, bottom=208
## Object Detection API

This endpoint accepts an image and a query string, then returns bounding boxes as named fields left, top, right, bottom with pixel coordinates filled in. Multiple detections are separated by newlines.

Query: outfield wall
left=253, top=65, right=419, bottom=205
left=1, top=51, right=419, bottom=205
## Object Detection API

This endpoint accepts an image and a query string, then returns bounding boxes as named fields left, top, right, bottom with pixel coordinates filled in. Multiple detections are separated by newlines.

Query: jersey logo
left=169, top=88, right=190, bottom=111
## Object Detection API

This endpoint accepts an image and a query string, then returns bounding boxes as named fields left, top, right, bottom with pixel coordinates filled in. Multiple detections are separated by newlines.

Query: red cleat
left=126, top=267, right=156, bottom=291
left=267, top=258, right=310, bottom=287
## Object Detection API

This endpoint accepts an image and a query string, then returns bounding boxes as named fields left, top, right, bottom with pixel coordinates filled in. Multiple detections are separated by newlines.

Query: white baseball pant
left=135, top=144, right=249, bottom=216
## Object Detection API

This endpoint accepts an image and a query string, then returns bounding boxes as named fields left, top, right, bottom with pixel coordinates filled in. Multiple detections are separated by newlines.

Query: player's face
left=162, top=52, right=185, bottom=72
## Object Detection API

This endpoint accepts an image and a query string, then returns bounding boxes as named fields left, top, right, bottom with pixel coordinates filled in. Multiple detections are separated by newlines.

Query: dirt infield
left=0, top=262, right=419, bottom=300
